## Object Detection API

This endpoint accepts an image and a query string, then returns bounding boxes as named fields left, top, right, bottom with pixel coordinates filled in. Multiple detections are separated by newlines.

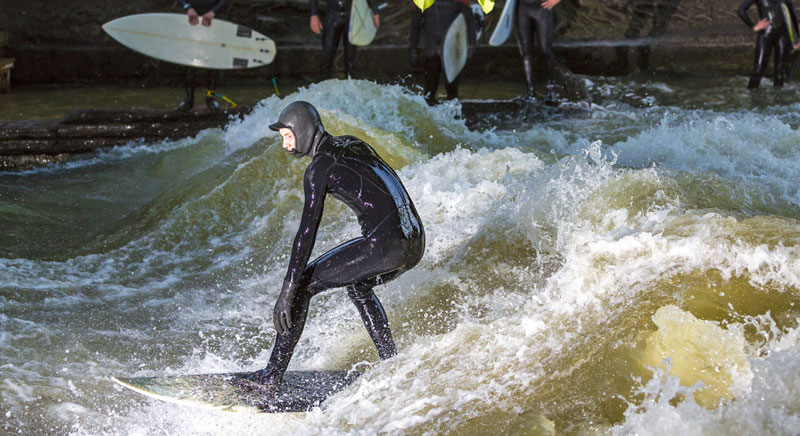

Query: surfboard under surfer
left=738, top=0, right=800, bottom=89
left=244, top=101, right=425, bottom=398
left=311, top=0, right=381, bottom=80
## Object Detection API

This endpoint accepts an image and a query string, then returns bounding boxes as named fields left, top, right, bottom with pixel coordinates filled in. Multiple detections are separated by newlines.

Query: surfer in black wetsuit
left=739, top=0, right=799, bottom=89
left=247, top=101, right=425, bottom=397
left=409, top=0, right=478, bottom=105
left=175, top=0, right=232, bottom=111
left=310, top=0, right=381, bottom=80
left=517, top=0, right=561, bottom=102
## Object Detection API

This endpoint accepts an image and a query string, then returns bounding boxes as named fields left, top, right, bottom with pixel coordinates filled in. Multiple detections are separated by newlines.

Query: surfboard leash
left=272, top=77, right=280, bottom=96
left=206, top=90, right=238, bottom=108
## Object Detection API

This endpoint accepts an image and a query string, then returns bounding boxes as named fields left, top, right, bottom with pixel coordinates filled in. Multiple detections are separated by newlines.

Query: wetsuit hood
left=269, top=101, right=327, bottom=158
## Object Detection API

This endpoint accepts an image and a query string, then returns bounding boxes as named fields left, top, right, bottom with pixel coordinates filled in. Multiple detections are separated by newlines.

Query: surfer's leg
left=422, top=55, right=442, bottom=105
left=348, top=281, right=398, bottom=359
left=178, top=67, right=195, bottom=111
left=749, top=32, right=771, bottom=89
left=774, top=34, right=790, bottom=87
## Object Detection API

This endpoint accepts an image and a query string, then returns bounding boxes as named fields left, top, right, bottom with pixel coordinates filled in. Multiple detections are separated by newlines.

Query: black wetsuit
left=410, top=0, right=476, bottom=105
left=175, top=0, right=232, bottom=110
left=516, top=0, right=556, bottom=97
left=618, top=0, right=682, bottom=71
left=254, top=102, right=425, bottom=393
left=739, top=0, right=799, bottom=89
left=311, top=0, right=379, bottom=80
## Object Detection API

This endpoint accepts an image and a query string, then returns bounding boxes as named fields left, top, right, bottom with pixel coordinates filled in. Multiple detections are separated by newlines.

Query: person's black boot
left=205, top=93, right=220, bottom=111
left=545, top=82, right=559, bottom=105
left=177, top=85, right=194, bottom=111
left=523, top=57, right=536, bottom=99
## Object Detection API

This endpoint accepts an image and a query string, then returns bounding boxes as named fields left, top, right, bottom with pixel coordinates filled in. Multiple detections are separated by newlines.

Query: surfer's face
left=279, top=128, right=296, bottom=152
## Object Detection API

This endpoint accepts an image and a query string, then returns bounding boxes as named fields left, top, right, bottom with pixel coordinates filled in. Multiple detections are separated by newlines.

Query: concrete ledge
left=0, top=107, right=251, bottom=170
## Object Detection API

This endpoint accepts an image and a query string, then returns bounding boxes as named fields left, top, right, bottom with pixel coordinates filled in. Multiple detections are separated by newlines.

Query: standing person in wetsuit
left=245, top=101, right=425, bottom=396
left=517, top=0, right=561, bottom=102
left=409, top=0, right=477, bottom=106
left=616, top=0, right=683, bottom=72
left=310, top=0, right=381, bottom=80
left=175, top=0, right=232, bottom=111
left=739, top=0, right=799, bottom=89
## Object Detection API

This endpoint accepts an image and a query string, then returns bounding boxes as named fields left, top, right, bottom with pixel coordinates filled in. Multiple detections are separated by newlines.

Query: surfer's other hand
left=310, top=15, right=323, bottom=34
left=187, top=8, right=199, bottom=25
left=202, top=11, right=215, bottom=27
left=542, top=0, right=561, bottom=9
left=273, top=281, right=299, bottom=334
left=754, top=18, right=769, bottom=32
left=374, top=14, right=381, bottom=30
left=795, top=41, right=800, bottom=50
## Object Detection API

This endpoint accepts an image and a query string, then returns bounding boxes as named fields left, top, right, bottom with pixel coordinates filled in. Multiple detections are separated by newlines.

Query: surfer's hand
left=374, top=14, right=381, bottom=30
left=310, top=15, right=323, bottom=34
left=187, top=8, right=199, bottom=25
left=754, top=18, right=769, bottom=32
left=274, top=281, right=299, bottom=334
left=795, top=41, right=800, bottom=51
left=542, top=0, right=561, bottom=9
left=202, top=11, right=215, bottom=27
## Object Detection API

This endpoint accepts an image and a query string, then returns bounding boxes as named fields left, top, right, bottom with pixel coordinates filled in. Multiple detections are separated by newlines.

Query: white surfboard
left=488, top=0, right=516, bottom=46
left=348, top=0, right=377, bottom=46
left=442, top=14, right=469, bottom=84
left=102, top=13, right=276, bottom=69
left=111, top=370, right=362, bottom=414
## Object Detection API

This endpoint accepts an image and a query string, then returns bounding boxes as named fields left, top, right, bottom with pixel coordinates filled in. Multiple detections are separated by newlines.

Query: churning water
left=2, top=77, right=800, bottom=435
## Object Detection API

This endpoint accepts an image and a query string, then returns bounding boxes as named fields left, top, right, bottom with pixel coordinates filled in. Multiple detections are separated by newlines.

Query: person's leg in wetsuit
left=422, top=55, right=442, bottom=105
left=178, top=68, right=221, bottom=111
left=343, top=28, right=358, bottom=78
left=205, top=69, right=220, bottom=111
left=320, top=13, right=344, bottom=80
left=516, top=1, right=557, bottom=101
left=773, top=32, right=791, bottom=87
left=749, top=30, right=782, bottom=89
left=248, top=232, right=423, bottom=398
left=320, top=13, right=358, bottom=80
left=178, top=67, right=196, bottom=111
left=444, top=76, right=459, bottom=101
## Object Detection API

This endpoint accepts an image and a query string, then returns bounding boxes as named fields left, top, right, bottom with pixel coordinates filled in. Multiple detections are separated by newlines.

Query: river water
left=2, top=76, right=800, bottom=435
